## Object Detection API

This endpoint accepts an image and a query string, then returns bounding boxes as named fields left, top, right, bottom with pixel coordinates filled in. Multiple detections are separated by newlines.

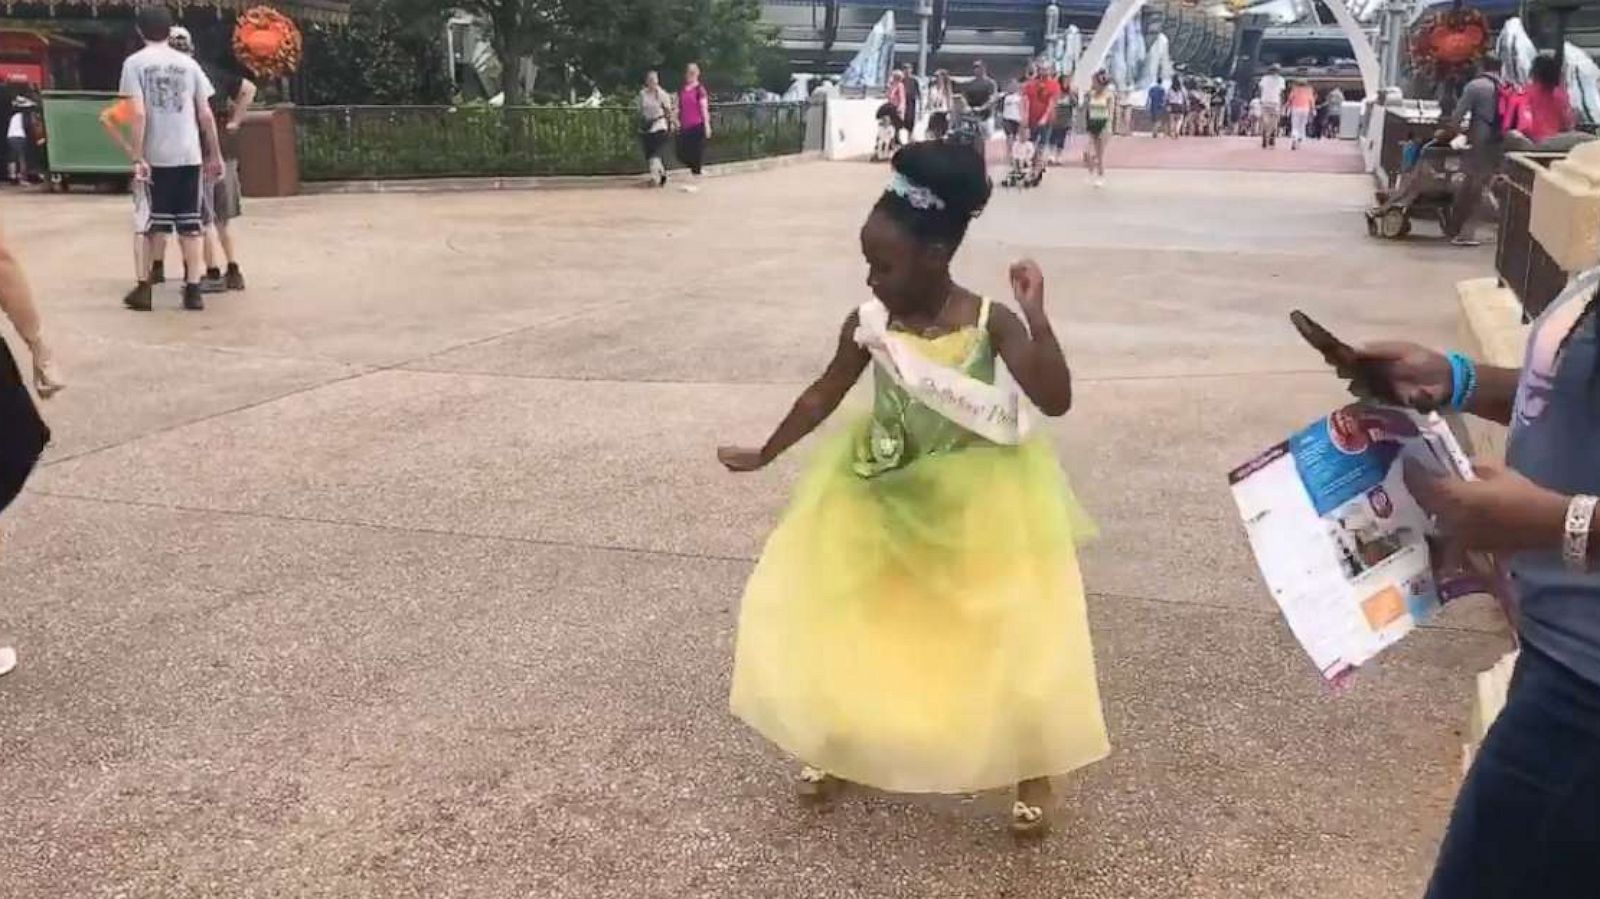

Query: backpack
left=1493, top=76, right=1532, bottom=137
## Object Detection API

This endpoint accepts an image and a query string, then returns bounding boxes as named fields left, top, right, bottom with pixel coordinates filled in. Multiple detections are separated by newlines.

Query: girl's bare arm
left=989, top=260, right=1072, bottom=416
left=719, top=312, right=869, bottom=471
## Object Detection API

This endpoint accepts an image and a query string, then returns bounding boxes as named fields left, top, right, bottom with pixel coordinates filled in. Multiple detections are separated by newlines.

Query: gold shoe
left=1010, top=800, right=1050, bottom=838
left=795, top=765, right=839, bottom=803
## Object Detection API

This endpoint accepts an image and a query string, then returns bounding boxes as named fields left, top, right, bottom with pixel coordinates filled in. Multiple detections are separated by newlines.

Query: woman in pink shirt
left=1525, top=52, right=1576, bottom=143
left=676, top=62, right=712, bottom=188
left=1286, top=80, right=1316, bottom=150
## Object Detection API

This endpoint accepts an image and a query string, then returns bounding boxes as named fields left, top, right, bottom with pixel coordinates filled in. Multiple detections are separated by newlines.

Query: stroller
left=1001, top=139, right=1044, bottom=189
left=1364, top=138, right=1461, bottom=239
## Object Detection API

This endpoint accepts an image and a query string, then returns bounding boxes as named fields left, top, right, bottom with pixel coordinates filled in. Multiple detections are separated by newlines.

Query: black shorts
left=1087, top=120, right=1108, bottom=137
left=1002, top=119, right=1021, bottom=139
left=148, top=165, right=204, bottom=236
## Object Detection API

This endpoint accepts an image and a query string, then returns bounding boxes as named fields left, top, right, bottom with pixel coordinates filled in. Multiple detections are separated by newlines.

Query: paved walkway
left=1, top=164, right=1504, bottom=897
left=1106, top=133, right=1366, bottom=174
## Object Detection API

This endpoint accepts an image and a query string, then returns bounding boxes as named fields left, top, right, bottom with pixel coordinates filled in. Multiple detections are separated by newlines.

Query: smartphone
left=1290, top=310, right=1359, bottom=367
left=1289, top=310, right=1401, bottom=405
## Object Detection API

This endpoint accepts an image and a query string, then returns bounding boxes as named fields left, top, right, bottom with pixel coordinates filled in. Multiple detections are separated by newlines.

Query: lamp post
left=1544, top=0, right=1581, bottom=68
left=1379, top=0, right=1409, bottom=91
left=918, top=1, right=933, bottom=77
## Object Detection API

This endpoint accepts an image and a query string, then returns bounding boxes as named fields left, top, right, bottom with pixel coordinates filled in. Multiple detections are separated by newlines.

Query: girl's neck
left=893, top=278, right=971, bottom=331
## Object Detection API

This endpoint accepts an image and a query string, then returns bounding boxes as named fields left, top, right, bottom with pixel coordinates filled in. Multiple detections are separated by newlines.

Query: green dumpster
left=40, top=91, right=132, bottom=185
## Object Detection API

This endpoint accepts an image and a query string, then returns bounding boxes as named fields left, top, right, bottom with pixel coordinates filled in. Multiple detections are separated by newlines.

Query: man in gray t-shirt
left=1443, top=54, right=1505, bottom=247
left=117, top=5, right=222, bottom=312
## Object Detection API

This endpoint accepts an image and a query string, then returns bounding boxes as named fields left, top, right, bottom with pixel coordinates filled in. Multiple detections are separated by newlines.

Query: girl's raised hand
left=718, top=445, right=768, bottom=473
left=1009, top=259, right=1046, bottom=315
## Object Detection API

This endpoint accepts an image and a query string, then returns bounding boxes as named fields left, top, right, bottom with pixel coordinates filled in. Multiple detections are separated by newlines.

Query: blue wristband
left=1446, top=352, right=1477, bottom=410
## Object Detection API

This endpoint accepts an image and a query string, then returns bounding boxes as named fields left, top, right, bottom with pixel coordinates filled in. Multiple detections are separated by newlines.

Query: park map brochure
left=1229, top=405, right=1488, bottom=683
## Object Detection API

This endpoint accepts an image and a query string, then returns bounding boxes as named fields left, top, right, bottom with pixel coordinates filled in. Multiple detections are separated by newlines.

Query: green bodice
left=853, top=300, right=997, bottom=478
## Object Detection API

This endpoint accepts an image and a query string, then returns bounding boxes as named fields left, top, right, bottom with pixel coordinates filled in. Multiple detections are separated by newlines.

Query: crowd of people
left=871, top=59, right=1112, bottom=187
left=855, top=57, right=1358, bottom=192
left=1146, top=64, right=1348, bottom=146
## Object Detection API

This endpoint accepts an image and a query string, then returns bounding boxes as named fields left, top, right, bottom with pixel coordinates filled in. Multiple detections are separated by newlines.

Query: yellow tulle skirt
left=730, top=423, right=1110, bottom=794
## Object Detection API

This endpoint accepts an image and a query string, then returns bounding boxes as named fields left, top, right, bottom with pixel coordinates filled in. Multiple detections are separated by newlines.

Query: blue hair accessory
left=886, top=172, right=946, bottom=211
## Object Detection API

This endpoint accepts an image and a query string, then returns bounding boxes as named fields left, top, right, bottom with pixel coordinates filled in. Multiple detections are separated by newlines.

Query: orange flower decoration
left=232, top=6, right=303, bottom=79
left=1409, top=7, right=1489, bottom=81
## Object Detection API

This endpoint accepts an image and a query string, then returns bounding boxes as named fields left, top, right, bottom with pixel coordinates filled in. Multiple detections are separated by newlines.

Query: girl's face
left=645, top=71, right=659, bottom=89
left=860, top=209, right=948, bottom=316
left=686, top=64, right=700, bottom=83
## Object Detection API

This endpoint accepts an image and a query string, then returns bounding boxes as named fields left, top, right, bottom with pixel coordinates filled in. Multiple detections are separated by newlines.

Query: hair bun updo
left=892, top=141, right=991, bottom=221
left=877, top=141, right=993, bottom=248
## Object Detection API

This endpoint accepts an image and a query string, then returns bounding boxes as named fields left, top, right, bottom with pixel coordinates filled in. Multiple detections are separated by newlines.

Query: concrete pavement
left=1105, top=133, right=1366, bottom=174
left=0, top=162, right=1509, bottom=898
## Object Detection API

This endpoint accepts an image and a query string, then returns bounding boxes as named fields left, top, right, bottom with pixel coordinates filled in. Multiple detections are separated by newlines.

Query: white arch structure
left=1077, top=0, right=1383, bottom=100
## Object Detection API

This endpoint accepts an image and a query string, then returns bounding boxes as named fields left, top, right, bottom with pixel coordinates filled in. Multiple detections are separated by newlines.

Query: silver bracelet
left=1565, top=495, right=1599, bottom=573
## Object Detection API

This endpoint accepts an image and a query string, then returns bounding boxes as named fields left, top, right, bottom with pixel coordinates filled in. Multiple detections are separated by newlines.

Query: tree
left=317, top=0, right=781, bottom=105
left=396, top=0, right=778, bottom=102
left=755, top=43, right=794, bottom=96
left=514, top=0, right=779, bottom=98
left=445, top=0, right=565, bottom=103
left=687, top=0, right=773, bottom=92
left=301, top=0, right=453, bottom=105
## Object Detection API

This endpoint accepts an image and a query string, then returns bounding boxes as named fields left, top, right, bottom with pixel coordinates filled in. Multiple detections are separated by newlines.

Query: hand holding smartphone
left=1290, top=310, right=1405, bottom=406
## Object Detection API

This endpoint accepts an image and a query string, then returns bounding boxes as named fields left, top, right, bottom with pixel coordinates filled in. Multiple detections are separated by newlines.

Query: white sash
left=854, top=300, right=1034, bottom=445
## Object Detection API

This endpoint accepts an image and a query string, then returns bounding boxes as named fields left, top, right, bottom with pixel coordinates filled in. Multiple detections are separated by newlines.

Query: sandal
left=795, top=765, right=839, bottom=803
left=1010, top=800, right=1050, bottom=838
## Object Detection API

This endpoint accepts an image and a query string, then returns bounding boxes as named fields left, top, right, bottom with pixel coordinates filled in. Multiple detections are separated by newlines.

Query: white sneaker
left=679, top=184, right=699, bottom=194
left=0, top=646, right=16, bottom=677
left=1094, top=176, right=1106, bottom=188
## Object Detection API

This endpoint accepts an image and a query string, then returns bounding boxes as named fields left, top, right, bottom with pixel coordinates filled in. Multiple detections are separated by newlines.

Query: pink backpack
left=1494, top=77, right=1532, bottom=137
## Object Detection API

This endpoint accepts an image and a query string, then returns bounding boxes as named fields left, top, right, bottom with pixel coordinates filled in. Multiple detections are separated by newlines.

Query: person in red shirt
left=1021, top=63, right=1062, bottom=183
left=1525, top=52, right=1576, bottom=144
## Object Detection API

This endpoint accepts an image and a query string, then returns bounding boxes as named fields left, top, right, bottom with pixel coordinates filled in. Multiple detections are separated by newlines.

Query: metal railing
left=295, top=103, right=809, bottom=182
left=1496, top=153, right=1569, bottom=320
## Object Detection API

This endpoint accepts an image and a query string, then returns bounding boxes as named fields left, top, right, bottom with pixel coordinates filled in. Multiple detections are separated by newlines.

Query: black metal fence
left=295, top=103, right=810, bottom=182
left=1496, top=153, right=1569, bottom=320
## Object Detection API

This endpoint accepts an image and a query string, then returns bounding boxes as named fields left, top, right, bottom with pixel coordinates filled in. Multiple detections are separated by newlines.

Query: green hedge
left=296, top=103, right=808, bottom=181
